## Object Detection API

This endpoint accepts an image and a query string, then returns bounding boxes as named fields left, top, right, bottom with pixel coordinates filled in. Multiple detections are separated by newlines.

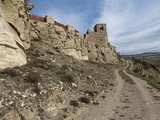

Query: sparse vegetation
left=70, top=100, right=80, bottom=107
left=118, top=69, right=135, bottom=84
left=125, top=58, right=160, bottom=91
left=79, top=97, right=90, bottom=104
left=61, top=74, right=75, bottom=83
left=132, top=58, right=159, bottom=71
left=1, top=68, right=20, bottom=77
left=128, top=70, right=160, bottom=91
left=25, top=72, right=42, bottom=84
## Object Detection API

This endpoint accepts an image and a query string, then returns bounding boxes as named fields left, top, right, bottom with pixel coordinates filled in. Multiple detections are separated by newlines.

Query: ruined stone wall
left=84, top=24, right=119, bottom=63
left=29, top=17, right=119, bottom=63
left=85, top=31, right=108, bottom=47
left=0, top=0, right=28, bottom=69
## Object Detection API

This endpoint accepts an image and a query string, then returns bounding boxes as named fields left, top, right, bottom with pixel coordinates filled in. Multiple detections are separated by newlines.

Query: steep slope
left=0, top=48, right=116, bottom=120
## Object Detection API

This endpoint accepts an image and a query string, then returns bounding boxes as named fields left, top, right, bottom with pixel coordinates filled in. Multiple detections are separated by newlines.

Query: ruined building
left=0, top=0, right=119, bottom=69
left=84, top=24, right=118, bottom=63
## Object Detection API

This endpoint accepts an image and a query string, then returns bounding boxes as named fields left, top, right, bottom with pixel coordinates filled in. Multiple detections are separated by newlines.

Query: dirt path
left=74, top=61, right=160, bottom=120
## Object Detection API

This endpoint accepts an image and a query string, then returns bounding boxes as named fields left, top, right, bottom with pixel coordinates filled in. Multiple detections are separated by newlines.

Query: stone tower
left=94, top=24, right=107, bottom=33
left=84, top=23, right=108, bottom=47
left=84, top=23, right=118, bottom=63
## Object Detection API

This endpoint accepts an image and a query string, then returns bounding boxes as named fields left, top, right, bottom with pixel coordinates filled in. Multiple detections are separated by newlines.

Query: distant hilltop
left=0, top=0, right=119, bottom=69
left=121, top=52, right=160, bottom=59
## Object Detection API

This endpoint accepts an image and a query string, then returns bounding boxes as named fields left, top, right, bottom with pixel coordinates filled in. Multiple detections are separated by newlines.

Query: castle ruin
left=84, top=24, right=118, bottom=63
left=0, top=0, right=119, bottom=69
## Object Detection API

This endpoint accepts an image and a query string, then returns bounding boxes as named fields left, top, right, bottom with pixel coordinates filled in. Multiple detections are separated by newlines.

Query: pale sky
left=30, top=0, right=160, bottom=55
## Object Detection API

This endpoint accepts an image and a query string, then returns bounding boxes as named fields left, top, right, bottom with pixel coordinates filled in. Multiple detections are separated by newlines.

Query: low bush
left=2, top=68, right=20, bottom=77
left=25, top=72, right=42, bottom=84
left=61, top=74, right=75, bottom=83
left=70, top=100, right=80, bottom=107
left=79, top=97, right=90, bottom=104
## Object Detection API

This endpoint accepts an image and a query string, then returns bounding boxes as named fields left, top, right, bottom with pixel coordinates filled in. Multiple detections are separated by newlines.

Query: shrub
left=70, top=100, right=80, bottom=107
left=2, top=68, right=20, bottom=77
left=61, top=74, right=75, bottom=83
left=25, top=72, right=42, bottom=84
left=79, top=97, right=90, bottom=104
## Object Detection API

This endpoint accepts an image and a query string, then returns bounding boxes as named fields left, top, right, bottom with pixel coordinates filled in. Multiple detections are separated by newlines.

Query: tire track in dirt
left=74, top=61, right=160, bottom=120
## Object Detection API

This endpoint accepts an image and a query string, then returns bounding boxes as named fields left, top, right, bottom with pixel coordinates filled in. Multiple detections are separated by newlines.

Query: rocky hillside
left=128, top=58, right=160, bottom=91
left=0, top=0, right=119, bottom=69
left=0, top=0, right=119, bottom=119
left=122, top=52, right=160, bottom=70
left=0, top=48, right=116, bottom=120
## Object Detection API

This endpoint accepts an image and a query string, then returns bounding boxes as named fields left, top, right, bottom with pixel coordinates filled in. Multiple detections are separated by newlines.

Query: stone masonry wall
left=84, top=24, right=119, bottom=63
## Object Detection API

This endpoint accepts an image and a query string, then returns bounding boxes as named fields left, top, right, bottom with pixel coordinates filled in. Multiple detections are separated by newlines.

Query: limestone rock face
left=45, top=15, right=55, bottom=24
left=2, top=0, right=30, bottom=49
left=29, top=21, right=118, bottom=63
left=30, top=22, right=88, bottom=60
left=0, top=1, right=27, bottom=69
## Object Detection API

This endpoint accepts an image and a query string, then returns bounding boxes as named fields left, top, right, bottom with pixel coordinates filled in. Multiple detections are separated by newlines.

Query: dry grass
left=118, top=69, right=135, bottom=84
left=127, top=70, right=160, bottom=91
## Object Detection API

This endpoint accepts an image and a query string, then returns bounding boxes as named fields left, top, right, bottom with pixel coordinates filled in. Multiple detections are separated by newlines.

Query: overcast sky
left=30, top=0, right=160, bottom=55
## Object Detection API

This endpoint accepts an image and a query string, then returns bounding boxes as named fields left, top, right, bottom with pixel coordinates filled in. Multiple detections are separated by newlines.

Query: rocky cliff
left=0, top=0, right=29, bottom=69
left=0, top=0, right=119, bottom=69
left=0, top=1, right=119, bottom=119
left=29, top=20, right=88, bottom=61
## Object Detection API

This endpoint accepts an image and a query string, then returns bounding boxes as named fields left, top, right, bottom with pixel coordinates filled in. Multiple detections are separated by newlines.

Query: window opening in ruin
left=100, top=26, right=104, bottom=31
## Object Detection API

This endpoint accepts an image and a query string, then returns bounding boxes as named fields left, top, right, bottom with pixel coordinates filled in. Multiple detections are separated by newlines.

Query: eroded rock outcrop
left=0, top=0, right=28, bottom=69
left=29, top=20, right=89, bottom=61
left=29, top=20, right=118, bottom=63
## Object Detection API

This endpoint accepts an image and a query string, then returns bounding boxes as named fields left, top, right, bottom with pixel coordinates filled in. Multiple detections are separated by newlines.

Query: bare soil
left=74, top=61, right=160, bottom=120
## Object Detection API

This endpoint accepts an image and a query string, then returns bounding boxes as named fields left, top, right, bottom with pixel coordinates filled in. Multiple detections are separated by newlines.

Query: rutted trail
left=75, top=61, right=160, bottom=120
